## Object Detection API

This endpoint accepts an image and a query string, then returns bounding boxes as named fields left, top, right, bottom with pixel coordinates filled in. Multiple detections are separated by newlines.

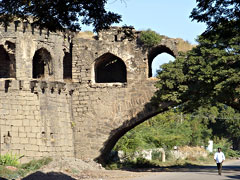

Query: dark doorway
left=63, top=52, right=72, bottom=79
left=33, top=48, right=52, bottom=78
left=0, top=45, right=15, bottom=78
left=95, top=53, right=127, bottom=83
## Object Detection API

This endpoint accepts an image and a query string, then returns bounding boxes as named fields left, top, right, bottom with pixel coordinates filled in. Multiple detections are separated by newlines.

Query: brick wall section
left=0, top=80, right=74, bottom=163
left=71, top=29, right=162, bottom=160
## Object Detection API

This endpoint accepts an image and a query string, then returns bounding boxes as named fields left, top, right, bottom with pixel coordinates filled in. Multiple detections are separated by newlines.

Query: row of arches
left=32, top=48, right=72, bottom=79
left=0, top=46, right=72, bottom=80
left=0, top=45, right=175, bottom=82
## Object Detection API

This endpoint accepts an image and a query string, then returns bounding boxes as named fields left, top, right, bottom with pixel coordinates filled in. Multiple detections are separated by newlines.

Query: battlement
left=98, top=26, right=139, bottom=42
left=0, top=79, right=75, bottom=95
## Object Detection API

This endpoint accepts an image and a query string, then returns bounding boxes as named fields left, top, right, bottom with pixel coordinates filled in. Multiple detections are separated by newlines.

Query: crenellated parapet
left=0, top=79, right=75, bottom=95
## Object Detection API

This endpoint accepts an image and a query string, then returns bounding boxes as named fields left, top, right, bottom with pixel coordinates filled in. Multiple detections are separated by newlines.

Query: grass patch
left=0, top=157, right=52, bottom=179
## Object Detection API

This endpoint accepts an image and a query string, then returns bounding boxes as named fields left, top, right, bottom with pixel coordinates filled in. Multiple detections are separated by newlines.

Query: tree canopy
left=190, top=0, right=240, bottom=38
left=150, top=0, right=240, bottom=150
left=0, top=0, right=122, bottom=32
left=153, top=0, right=240, bottom=112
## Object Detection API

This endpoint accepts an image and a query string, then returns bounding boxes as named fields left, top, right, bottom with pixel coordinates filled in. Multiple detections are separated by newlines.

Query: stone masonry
left=0, top=23, right=191, bottom=163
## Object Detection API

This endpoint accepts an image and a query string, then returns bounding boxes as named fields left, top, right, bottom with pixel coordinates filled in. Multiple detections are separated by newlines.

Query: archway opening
left=0, top=45, right=10, bottom=78
left=148, top=46, right=176, bottom=77
left=33, top=48, right=53, bottom=79
left=63, top=51, right=72, bottom=79
left=95, top=53, right=127, bottom=83
left=0, top=45, right=15, bottom=78
left=98, top=107, right=214, bottom=166
left=152, top=53, right=175, bottom=77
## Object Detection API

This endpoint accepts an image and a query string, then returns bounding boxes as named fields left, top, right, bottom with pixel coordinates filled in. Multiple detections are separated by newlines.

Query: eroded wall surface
left=0, top=24, right=186, bottom=162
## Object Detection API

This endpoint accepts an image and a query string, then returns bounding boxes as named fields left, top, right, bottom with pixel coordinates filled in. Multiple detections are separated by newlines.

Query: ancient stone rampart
left=0, top=23, right=192, bottom=162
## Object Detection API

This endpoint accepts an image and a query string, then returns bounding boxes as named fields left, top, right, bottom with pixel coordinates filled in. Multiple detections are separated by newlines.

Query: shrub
left=20, top=157, right=52, bottom=172
left=0, top=153, right=21, bottom=167
left=213, top=138, right=240, bottom=158
left=139, top=29, right=163, bottom=47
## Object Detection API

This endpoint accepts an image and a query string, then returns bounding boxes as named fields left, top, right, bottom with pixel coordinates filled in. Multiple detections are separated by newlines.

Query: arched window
left=33, top=48, right=53, bottom=78
left=63, top=51, right=72, bottom=79
left=0, top=45, right=15, bottom=78
left=152, top=53, right=175, bottom=77
left=148, top=46, right=175, bottom=77
left=95, top=53, right=127, bottom=83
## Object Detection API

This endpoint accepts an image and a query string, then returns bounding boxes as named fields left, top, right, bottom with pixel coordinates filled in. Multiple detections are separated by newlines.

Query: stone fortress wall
left=0, top=22, right=74, bottom=162
left=0, top=22, right=190, bottom=162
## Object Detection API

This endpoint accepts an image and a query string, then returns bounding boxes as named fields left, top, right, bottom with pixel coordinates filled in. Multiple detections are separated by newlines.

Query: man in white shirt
left=214, top=147, right=225, bottom=175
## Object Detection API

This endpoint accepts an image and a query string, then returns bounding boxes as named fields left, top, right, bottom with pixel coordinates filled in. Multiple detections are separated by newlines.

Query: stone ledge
left=89, top=82, right=127, bottom=88
left=0, top=79, right=76, bottom=95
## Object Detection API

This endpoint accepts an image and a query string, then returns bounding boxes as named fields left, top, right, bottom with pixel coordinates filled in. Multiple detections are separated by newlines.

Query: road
left=130, top=160, right=240, bottom=180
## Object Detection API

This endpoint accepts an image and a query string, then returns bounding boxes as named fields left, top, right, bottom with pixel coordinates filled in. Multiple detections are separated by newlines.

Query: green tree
left=152, top=0, right=240, bottom=150
left=114, top=109, right=212, bottom=154
left=0, top=0, right=122, bottom=32
left=209, top=104, right=240, bottom=150
left=190, top=0, right=240, bottom=39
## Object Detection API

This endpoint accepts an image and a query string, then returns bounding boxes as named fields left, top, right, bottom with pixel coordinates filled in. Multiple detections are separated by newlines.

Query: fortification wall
left=0, top=80, right=74, bottom=162
left=0, top=24, right=187, bottom=162
left=71, top=29, right=158, bottom=160
left=0, top=22, right=74, bottom=162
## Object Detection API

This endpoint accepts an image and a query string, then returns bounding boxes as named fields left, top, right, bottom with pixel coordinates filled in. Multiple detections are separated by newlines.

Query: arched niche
left=148, top=46, right=176, bottom=77
left=63, top=51, right=72, bottom=79
left=32, top=48, right=53, bottom=79
left=0, top=44, right=16, bottom=78
left=94, top=53, right=127, bottom=83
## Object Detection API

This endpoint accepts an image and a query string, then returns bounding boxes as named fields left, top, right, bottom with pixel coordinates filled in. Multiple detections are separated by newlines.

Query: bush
left=0, top=153, right=21, bottom=167
left=213, top=138, right=240, bottom=158
left=20, top=157, right=52, bottom=172
left=139, top=29, right=163, bottom=47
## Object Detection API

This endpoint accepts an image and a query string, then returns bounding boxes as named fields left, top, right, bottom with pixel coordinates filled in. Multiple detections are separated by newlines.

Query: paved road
left=130, top=160, right=240, bottom=180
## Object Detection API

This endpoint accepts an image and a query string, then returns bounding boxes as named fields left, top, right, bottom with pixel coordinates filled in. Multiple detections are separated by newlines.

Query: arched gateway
left=0, top=24, right=192, bottom=163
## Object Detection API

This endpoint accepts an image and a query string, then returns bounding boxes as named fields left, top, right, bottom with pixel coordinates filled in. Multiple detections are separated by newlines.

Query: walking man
left=214, top=147, right=225, bottom=175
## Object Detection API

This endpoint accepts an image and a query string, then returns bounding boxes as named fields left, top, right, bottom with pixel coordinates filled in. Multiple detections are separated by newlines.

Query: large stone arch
left=94, top=52, right=127, bottom=83
left=148, top=45, right=176, bottom=77
left=96, top=101, right=163, bottom=163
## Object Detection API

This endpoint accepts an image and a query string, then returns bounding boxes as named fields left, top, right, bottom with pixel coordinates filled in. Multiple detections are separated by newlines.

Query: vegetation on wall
left=139, top=29, right=163, bottom=47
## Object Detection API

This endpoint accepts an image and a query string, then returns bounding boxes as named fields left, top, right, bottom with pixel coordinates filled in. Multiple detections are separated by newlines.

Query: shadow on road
left=122, top=163, right=240, bottom=174
left=0, top=177, right=7, bottom=180
left=22, top=171, right=76, bottom=180
left=226, top=175, right=240, bottom=179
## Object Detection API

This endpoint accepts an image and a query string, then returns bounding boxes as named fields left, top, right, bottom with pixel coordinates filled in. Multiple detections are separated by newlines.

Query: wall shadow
left=0, top=177, right=7, bottom=180
left=22, top=171, right=76, bottom=180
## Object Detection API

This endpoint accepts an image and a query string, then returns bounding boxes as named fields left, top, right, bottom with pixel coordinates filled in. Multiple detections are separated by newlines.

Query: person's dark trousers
left=217, top=163, right=222, bottom=175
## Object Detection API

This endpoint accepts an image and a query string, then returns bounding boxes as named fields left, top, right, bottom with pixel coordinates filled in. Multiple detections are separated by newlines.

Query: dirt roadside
left=19, top=158, right=240, bottom=180
left=20, top=157, right=157, bottom=180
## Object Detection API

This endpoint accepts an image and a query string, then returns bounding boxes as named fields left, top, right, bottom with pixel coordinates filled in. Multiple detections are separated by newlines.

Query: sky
left=82, top=0, right=207, bottom=76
